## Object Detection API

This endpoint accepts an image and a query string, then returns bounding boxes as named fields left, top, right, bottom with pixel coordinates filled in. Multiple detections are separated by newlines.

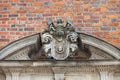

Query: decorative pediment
left=40, top=19, right=85, bottom=60
left=0, top=18, right=120, bottom=60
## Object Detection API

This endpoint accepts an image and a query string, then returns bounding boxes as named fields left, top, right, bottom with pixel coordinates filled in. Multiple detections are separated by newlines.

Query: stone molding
left=0, top=65, right=119, bottom=80
left=0, top=30, right=120, bottom=60
left=0, top=60, right=119, bottom=67
left=0, top=61, right=119, bottom=72
left=80, top=33, right=120, bottom=59
left=0, top=34, right=40, bottom=60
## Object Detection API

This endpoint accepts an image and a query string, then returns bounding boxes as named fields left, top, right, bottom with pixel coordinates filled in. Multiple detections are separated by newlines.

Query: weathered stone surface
left=0, top=19, right=120, bottom=80
left=0, top=19, right=120, bottom=60
left=0, top=61, right=120, bottom=80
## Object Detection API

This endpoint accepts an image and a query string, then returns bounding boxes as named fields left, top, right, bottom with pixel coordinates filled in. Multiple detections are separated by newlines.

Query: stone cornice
left=1, top=66, right=119, bottom=73
left=0, top=61, right=119, bottom=73
left=0, top=60, right=119, bottom=67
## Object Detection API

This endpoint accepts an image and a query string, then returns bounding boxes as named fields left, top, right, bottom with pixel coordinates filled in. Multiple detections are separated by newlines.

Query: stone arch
left=0, top=33, right=120, bottom=60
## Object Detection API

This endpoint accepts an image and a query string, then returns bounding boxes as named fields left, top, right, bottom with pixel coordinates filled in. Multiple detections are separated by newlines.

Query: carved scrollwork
left=41, top=33, right=53, bottom=58
left=42, top=33, right=53, bottom=44
left=67, top=32, right=78, bottom=43
left=41, top=18, right=82, bottom=60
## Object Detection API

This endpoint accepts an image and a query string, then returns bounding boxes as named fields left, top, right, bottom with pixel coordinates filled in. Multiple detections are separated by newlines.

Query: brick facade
left=0, top=0, right=120, bottom=48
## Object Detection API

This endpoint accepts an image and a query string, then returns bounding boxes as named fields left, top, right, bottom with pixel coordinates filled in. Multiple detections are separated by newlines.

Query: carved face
left=54, top=25, right=65, bottom=42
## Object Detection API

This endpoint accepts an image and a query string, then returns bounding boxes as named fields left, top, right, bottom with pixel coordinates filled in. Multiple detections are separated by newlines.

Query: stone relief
left=5, top=47, right=31, bottom=60
left=0, top=18, right=120, bottom=60
left=41, top=18, right=89, bottom=60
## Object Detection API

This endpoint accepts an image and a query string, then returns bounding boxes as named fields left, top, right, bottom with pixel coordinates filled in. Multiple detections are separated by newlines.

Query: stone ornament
left=0, top=18, right=120, bottom=60
left=41, top=18, right=81, bottom=60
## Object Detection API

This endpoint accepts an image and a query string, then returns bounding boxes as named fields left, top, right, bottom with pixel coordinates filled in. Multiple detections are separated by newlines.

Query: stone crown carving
left=41, top=18, right=82, bottom=60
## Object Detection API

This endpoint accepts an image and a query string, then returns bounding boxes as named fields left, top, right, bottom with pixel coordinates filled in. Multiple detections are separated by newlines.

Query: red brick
left=108, top=15, right=118, bottom=19
left=92, top=20, right=99, bottom=23
left=76, top=15, right=83, bottom=19
left=104, top=32, right=109, bottom=36
left=102, top=18, right=111, bottom=23
left=0, top=3, right=10, bottom=7
left=9, top=0, right=18, bottom=2
left=64, top=13, right=73, bottom=17
left=73, top=1, right=81, bottom=5
left=7, top=35, right=17, bottom=39
left=17, top=10, right=27, bottom=13
left=92, top=32, right=101, bottom=35
left=19, top=13, right=25, bottom=16
left=83, top=19, right=91, bottom=23
left=0, top=46, right=3, bottom=49
left=26, top=0, right=34, bottom=2
left=17, top=17, right=27, bottom=20
left=19, top=0, right=25, bottom=2
left=7, top=28, right=17, bottom=31
left=94, top=22, right=102, bottom=27
left=11, top=18, right=16, bottom=20
left=101, top=7, right=107, bottom=12
left=43, top=13, right=52, bottom=16
left=0, top=12, right=9, bottom=15
left=18, top=3, right=26, bottom=6
left=16, top=32, right=26, bottom=35
left=108, top=0, right=117, bottom=4
left=9, top=7, right=18, bottom=11
left=0, top=36, right=6, bottom=38
left=25, top=7, right=35, bottom=11
left=35, top=27, right=41, bottom=31
left=111, top=40, right=119, bottom=43
left=0, top=18, right=9, bottom=21
left=77, top=20, right=82, bottom=23
left=3, top=15, right=8, bottom=17
left=0, top=32, right=9, bottom=35
left=109, top=22, right=119, bottom=26
left=91, top=15, right=100, bottom=19
left=33, top=2, right=43, bottom=6
left=84, top=23, right=92, bottom=26
left=0, top=39, right=9, bottom=42
left=8, top=20, right=16, bottom=24
left=91, top=8, right=101, bottom=11
left=101, top=4, right=108, bottom=8
left=104, top=35, right=112, bottom=39
left=2, top=21, right=7, bottom=24
left=83, top=4, right=91, bottom=8
left=0, top=25, right=10, bottom=27
left=50, top=9, right=57, bottom=13
left=55, top=1, right=65, bottom=6
left=110, top=31, right=120, bottom=35
left=84, top=15, right=90, bottom=19
left=33, top=10, right=43, bottom=13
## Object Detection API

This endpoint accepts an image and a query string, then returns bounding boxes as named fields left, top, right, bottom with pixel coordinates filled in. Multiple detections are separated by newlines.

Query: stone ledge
left=0, top=60, right=119, bottom=67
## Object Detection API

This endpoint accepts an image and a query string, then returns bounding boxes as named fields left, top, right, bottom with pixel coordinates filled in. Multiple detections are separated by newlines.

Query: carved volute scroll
left=41, top=18, right=89, bottom=60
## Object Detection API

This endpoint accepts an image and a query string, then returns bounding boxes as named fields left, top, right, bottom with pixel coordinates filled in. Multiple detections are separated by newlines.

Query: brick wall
left=0, top=0, right=120, bottom=49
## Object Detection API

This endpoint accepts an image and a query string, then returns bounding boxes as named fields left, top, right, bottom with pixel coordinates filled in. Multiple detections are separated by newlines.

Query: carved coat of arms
left=41, top=18, right=82, bottom=60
